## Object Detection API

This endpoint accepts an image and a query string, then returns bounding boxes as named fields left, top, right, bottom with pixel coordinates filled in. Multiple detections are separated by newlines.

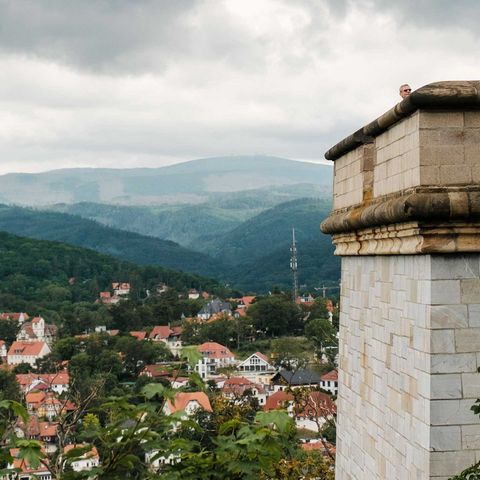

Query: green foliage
left=0, top=370, right=22, bottom=402
left=304, top=318, right=338, bottom=362
left=248, top=295, right=302, bottom=337
left=271, top=337, right=314, bottom=371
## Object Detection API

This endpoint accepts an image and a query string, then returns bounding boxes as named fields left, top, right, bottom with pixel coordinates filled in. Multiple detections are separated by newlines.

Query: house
left=0, top=312, right=29, bottom=324
left=164, top=391, right=212, bottom=416
left=320, top=369, right=338, bottom=396
left=98, top=291, right=121, bottom=305
left=293, top=391, right=336, bottom=432
left=236, top=352, right=275, bottom=376
left=271, top=369, right=322, bottom=392
left=130, top=331, right=147, bottom=341
left=7, top=341, right=51, bottom=366
left=221, top=376, right=267, bottom=406
left=156, top=283, right=169, bottom=295
left=63, top=444, right=100, bottom=472
left=188, top=288, right=200, bottom=300
left=15, top=416, right=58, bottom=454
left=195, top=342, right=236, bottom=379
left=17, top=317, right=57, bottom=345
left=197, top=299, right=232, bottom=321
left=140, top=365, right=170, bottom=378
left=4, top=448, right=52, bottom=480
left=16, top=370, right=69, bottom=394
left=149, top=325, right=182, bottom=356
left=264, top=389, right=335, bottom=432
left=112, top=282, right=130, bottom=296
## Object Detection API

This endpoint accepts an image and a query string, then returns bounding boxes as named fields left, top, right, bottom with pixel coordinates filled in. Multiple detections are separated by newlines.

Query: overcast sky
left=0, top=0, right=479, bottom=175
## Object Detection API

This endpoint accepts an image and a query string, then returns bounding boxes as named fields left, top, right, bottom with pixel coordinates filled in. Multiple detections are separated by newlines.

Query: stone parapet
left=321, top=81, right=480, bottom=256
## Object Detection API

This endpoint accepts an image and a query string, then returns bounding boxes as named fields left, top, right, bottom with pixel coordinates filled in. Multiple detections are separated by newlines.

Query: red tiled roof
left=141, top=365, right=170, bottom=377
left=167, top=392, right=212, bottom=413
left=39, top=422, right=57, bottom=438
left=294, top=391, right=336, bottom=418
left=321, top=369, right=338, bottom=382
left=26, top=391, right=46, bottom=406
left=264, top=391, right=294, bottom=411
left=64, top=444, right=99, bottom=459
left=253, top=351, right=269, bottom=363
left=224, top=376, right=252, bottom=386
left=130, top=331, right=147, bottom=340
left=0, top=312, right=29, bottom=321
left=198, top=342, right=235, bottom=359
left=149, top=325, right=171, bottom=340
left=8, top=341, right=47, bottom=357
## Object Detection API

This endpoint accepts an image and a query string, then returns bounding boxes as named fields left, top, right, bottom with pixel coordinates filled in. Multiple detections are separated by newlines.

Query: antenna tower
left=290, top=228, right=299, bottom=300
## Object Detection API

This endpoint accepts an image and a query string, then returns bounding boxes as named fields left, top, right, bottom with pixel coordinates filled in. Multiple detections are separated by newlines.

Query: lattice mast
left=290, top=228, right=299, bottom=300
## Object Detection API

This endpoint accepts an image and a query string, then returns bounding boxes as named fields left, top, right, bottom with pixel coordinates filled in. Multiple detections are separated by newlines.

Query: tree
left=271, top=337, right=313, bottom=371
left=0, top=370, right=22, bottom=402
left=0, top=318, right=19, bottom=345
left=248, top=296, right=302, bottom=337
left=304, top=318, right=338, bottom=364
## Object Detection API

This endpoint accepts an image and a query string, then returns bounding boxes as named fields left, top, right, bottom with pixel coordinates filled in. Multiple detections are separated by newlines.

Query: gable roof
left=198, top=342, right=235, bottom=359
left=130, top=331, right=147, bottom=340
left=8, top=341, right=48, bottom=357
left=321, top=369, right=338, bottom=382
left=264, top=390, right=294, bottom=411
left=167, top=391, right=212, bottom=413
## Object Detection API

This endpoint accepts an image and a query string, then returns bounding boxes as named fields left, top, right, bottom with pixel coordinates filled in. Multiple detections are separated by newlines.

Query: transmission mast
left=290, top=228, right=299, bottom=301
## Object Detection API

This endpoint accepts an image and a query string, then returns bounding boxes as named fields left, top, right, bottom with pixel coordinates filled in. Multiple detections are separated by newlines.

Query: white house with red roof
left=7, top=341, right=51, bottom=366
left=112, top=282, right=130, bottom=296
left=0, top=312, right=29, bottom=324
left=63, top=444, right=100, bottom=472
left=195, top=342, right=236, bottom=379
left=236, top=352, right=275, bottom=378
left=149, top=325, right=182, bottom=356
left=16, top=371, right=69, bottom=395
left=320, top=369, right=338, bottom=396
left=17, top=316, right=57, bottom=346
left=221, top=376, right=267, bottom=406
left=6, top=447, right=52, bottom=480
left=164, top=391, right=212, bottom=416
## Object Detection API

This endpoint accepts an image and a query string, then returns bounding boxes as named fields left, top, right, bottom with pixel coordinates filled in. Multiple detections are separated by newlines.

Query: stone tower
left=321, top=81, right=480, bottom=479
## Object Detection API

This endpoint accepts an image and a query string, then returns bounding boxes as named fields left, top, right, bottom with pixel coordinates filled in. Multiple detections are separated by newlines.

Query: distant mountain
left=0, top=205, right=225, bottom=278
left=202, top=198, right=340, bottom=292
left=46, top=183, right=328, bottom=247
left=0, top=156, right=332, bottom=206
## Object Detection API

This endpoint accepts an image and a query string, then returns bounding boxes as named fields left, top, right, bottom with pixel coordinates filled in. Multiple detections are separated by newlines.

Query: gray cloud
left=0, top=0, right=478, bottom=175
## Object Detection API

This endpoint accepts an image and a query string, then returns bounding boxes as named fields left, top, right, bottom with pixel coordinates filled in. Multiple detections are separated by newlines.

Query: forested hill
left=0, top=230, right=225, bottom=314
left=0, top=205, right=226, bottom=278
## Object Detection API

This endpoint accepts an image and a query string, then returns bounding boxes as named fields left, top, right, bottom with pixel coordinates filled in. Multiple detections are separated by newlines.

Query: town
left=0, top=281, right=339, bottom=479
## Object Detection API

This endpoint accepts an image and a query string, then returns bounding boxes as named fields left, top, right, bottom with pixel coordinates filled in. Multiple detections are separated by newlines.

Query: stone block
left=440, top=165, right=472, bottom=184
left=462, top=424, right=480, bottom=449
left=431, top=399, right=478, bottom=425
left=464, top=112, right=480, bottom=127
left=420, top=111, right=465, bottom=128
left=431, top=330, right=456, bottom=354
left=431, top=255, right=480, bottom=280
left=431, top=374, right=462, bottom=399
left=431, top=280, right=461, bottom=305
left=431, top=305, right=468, bottom=329
left=468, top=304, right=480, bottom=327
left=420, top=165, right=440, bottom=184
left=462, top=372, right=480, bottom=398
left=419, top=145, right=464, bottom=166
left=461, top=279, right=480, bottom=304
left=456, top=328, right=480, bottom=353
left=430, top=451, right=476, bottom=477
left=430, top=425, right=462, bottom=451
left=431, top=353, right=477, bottom=374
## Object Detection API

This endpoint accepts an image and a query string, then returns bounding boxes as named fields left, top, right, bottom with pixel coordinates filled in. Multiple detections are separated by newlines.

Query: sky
left=0, top=0, right=479, bottom=175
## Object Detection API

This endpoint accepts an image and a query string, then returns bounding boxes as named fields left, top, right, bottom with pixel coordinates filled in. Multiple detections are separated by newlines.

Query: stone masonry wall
left=336, top=254, right=480, bottom=480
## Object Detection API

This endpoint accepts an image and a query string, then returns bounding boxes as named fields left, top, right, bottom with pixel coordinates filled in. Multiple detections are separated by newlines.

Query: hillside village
left=0, top=280, right=339, bottom=479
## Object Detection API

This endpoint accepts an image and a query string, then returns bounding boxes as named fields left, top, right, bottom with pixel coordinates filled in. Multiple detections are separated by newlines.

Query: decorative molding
left=331, top=222, right=480, bottom=256
left=321, top=186, right=480, bottom=235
